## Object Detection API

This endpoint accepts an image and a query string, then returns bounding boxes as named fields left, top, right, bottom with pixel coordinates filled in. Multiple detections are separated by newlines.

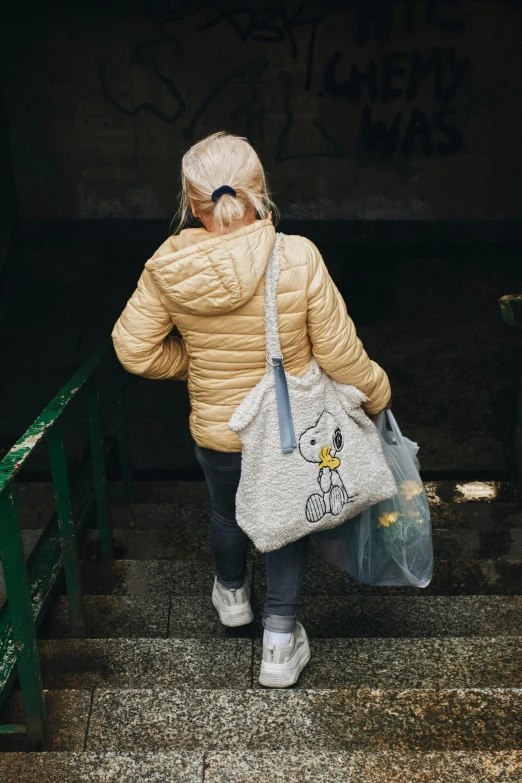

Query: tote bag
left=228, top=233, right=397, bottom=552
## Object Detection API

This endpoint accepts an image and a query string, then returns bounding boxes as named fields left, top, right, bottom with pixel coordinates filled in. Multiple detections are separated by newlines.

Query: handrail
left=0, top=341, right=133, bottom=749
left=0, top=340, right=110, bottom=493
left=499, top=294, right=522, bottom=330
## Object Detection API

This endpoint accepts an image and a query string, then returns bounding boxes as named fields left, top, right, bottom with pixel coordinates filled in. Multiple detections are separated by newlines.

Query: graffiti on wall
left=320, top=45, right=469, bottom=158
left=99, top=0, right=470, bottom=161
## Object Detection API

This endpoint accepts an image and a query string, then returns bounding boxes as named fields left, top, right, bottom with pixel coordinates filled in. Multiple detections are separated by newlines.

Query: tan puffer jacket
left=112, top=218, right=391, bottom=451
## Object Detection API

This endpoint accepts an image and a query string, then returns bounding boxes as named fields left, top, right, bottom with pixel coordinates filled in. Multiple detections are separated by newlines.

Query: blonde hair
left=172, top=132, right=278, bottom=234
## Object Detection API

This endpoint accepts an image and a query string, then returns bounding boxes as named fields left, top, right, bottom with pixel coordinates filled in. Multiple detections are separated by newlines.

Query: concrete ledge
left=204, top=750, right=522, bottom=782
left=0, top=752, right=202, bottom=782
left=44, top=594, right=522, bottom=640
left=38, top=638, right=252, bottom=689
left=35, top=636, right=522, bottom=690
left=0, top=690, right=91, bottom=752
left=0, top=750, right=520, bottom=783
left=252, top=637, right=522, bottom=689
left=78, top=557, right=522, bottom=597
left=44, top=595, right=170, bottom=640
left=86, top=687, right=522, bottom=751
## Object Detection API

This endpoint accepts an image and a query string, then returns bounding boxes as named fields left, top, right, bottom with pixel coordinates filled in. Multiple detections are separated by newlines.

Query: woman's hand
left=370, top=398, right=392, bottom=422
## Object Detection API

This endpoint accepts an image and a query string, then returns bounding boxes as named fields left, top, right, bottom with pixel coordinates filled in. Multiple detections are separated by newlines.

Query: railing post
left=113, top=356, right=134, bottom=502
left=47, top=420, right=87, bottom=639
left=86, top=375, right=114, bottom=559
left=0, top=484, right=48, bottom=750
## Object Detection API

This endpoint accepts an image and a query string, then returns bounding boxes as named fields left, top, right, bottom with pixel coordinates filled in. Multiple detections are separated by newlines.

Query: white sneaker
left=259, top=622, right=311, bottom=688
left=212, top=577, right=254, bottom=627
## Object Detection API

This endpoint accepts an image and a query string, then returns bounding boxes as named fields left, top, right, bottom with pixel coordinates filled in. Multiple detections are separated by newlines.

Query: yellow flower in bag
left=410, top=509, right=424, bottom=524
left=399, top=480, right=423, bottom=501
left=378, top=511, right=401, bottom=528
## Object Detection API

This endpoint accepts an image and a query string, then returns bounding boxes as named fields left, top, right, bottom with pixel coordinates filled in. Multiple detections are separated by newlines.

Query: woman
left=112, top=132, right=391, bottom=687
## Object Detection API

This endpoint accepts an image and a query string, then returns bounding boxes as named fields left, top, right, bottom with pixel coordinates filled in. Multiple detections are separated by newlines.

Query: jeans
left=195, top=445, right=309, bottom=633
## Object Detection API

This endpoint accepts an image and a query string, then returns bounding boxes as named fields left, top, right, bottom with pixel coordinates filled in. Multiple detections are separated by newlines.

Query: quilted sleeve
left=305, top=239, right=391, bottom=415
left=112, top=268, right=189, bottom=381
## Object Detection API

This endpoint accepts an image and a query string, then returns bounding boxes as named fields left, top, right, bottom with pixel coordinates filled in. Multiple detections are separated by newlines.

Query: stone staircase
left=1, top=479, right=522, bottom=781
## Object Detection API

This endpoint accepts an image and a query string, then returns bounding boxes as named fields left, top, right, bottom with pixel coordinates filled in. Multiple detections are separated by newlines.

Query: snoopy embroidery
left=299, top=411, right=358, bottom=524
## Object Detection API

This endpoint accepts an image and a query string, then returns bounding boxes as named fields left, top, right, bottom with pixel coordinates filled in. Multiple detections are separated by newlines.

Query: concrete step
left=79, top=558, right=522, bottom=597
left=2, top=686, right=521, bottom=753
left=34, top=637, right=522, bottom=691
left=256, top=637, right=522, bottom=689
left=1, top=750, right=521, bottom=783
left=113, top=479, right=515, bottom=505
left=14, top=482, right=56, bottom=530
left=12, top=482, right=212, bottom=532
left=81, top=525, right=522, bottom=561
left=430, top=501, right=522, bottom=530
left=433, top=528, right=522, bottom=559
left=117, top=480, right=516, bottom=506
left=13, top=480, right=518, bottom=531
left=38, top=638, right=252, bottom=689
left=0, top=689, right=91, bottom=752
left=44, top=594, right=522, bottom=640
left=80, top=559, right=226, bottom=596
left=108, top=500, right=522, bottom=532
left=18, top=523, right=522, bottom=622
left=204, top=750, right=522, bottom=782
left=44, top=595, right=171, bottom=639
left=256, top=557, right=522, bottom=596
left=85, top=687, right=522, bottom=751
left=7, top=517, right=520, bottom=608
left=0, top=529, right=43, bottom=605
left=82, top=523, right=212, bottom=562
left=0, top=752, right=202, bottom=782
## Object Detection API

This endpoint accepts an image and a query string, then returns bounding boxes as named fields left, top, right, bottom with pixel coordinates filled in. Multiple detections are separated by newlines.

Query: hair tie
left=212, top=185, right=236, bottom=203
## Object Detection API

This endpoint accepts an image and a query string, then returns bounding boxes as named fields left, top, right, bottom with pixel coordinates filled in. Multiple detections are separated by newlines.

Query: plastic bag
left=317, top=411, right=433, bottom=587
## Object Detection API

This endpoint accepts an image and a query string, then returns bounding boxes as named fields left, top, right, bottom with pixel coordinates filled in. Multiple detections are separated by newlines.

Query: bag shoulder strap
left=263, top=232, right=297, bottom=454
left=264, top=232, right=283, bottom=359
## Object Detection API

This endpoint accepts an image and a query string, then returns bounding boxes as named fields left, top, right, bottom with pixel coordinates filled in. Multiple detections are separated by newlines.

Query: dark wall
left=2, top=0, right=522, bottom=221
left=0, top=71, right=17, bottom=285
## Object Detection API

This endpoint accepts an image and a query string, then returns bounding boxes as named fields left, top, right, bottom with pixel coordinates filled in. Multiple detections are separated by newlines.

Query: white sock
left=264, top=629, right=292, bottom=647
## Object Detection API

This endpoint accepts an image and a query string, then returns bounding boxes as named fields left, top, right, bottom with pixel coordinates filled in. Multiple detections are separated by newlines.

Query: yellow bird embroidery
left=318, top=446, right=341, bottom=471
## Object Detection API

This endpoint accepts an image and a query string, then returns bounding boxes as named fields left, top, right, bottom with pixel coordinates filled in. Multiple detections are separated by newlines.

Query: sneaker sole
left=259, top=640, right=311, bottom=688
left=212, top=590, right=254, bottom=628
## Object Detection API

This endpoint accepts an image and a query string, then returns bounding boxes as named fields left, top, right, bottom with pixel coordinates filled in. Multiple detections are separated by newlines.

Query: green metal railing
left=500, top=294, right=522, bottom=330
left=0, top=339, right=133, bottom=749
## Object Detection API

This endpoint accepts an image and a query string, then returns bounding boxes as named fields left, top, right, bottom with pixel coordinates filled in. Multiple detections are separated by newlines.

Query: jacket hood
left=145, top=219, right=276, bottom=316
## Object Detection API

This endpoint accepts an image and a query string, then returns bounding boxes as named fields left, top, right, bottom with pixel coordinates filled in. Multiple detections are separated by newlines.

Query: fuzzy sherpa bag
left=228, top=233, right=397, bottom=553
